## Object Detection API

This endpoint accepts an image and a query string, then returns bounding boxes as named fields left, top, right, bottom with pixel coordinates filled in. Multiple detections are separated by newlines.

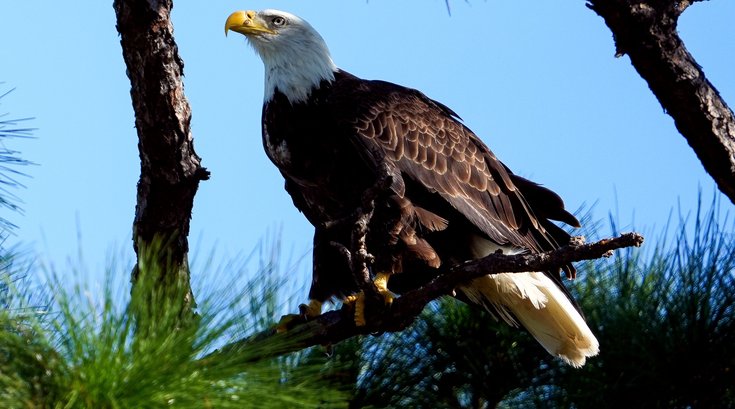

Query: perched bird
left=225, top=9, right=599, bottom=367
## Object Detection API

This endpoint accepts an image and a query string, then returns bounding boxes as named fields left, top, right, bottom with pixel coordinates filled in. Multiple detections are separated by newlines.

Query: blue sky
left=1, top=1, right=733, bottom=284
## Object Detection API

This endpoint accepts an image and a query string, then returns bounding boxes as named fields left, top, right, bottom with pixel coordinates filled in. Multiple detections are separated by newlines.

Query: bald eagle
left=226, top=9, right=599, bottom=367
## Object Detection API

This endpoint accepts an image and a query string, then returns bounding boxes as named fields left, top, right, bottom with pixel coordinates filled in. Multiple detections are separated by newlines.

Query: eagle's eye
left=272, top=16, right=286, bottom=26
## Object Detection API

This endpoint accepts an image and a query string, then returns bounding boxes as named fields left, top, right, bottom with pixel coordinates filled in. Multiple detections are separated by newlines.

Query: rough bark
left=207, top=232, right=644, bottom=363
left=113, top=0, right=209, bottom=311
left=587, top=0, right=735, bottom=205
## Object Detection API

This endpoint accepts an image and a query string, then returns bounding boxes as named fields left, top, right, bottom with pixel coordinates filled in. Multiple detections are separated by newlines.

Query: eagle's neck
left=257, top=40, right=338, bottom=104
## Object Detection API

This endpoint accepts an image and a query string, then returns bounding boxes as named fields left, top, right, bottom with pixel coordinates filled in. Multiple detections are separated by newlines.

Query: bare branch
left=207, top=232, right=643, bottom=363
left=587, top=0, right=735, bottom=205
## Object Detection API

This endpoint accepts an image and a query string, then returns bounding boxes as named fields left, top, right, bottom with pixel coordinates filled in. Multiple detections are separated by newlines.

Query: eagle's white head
left=225, top=9, right=338, bottom=104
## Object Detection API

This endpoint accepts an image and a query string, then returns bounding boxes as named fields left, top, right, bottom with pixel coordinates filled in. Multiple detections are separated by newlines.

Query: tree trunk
left=588, top=0, right=735, bottom=205
left=113, top=0, right=209, bottom=313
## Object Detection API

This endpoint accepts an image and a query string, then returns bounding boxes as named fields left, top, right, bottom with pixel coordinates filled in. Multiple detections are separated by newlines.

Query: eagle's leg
left=344, top=272, right=395, bottom=327
left=343, top=292, right=367, bottom=327
left=373, top=272, right=395, bottom=305
left=275, top=299, right=323, bottom=333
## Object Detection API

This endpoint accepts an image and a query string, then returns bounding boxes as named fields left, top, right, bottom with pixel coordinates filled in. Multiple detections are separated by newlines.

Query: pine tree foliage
left=546, top=199, right=735, bottom=408
left=0, top=87, right=33, bottom=234
left=0, top=240, right=349, bottom=408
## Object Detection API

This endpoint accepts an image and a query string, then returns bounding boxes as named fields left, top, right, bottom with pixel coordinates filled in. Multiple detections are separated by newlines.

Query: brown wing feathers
left=357, top=99, right=525, bottom=247
left=345, top=82, right=572, bottom=258
left=325, top=73, right=577, bottom=275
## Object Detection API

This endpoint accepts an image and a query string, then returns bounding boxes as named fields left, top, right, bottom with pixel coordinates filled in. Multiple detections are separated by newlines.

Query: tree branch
left=587, top=0, right=735, bottom=205
left=207, top=232, right=643, bottom=363
left=114, top=0, right=209, bottom=312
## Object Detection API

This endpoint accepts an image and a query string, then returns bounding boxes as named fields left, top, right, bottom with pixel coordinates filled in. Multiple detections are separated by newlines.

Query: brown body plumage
left=265, top=70, right=577, bottom=300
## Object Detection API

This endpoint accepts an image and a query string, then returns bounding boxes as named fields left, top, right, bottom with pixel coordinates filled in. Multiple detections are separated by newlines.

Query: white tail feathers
left=459, top=272, right=600, bottom=368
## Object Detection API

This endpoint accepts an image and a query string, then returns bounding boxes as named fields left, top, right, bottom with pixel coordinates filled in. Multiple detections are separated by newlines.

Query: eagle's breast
left=263, top=126, right=292, bottom=169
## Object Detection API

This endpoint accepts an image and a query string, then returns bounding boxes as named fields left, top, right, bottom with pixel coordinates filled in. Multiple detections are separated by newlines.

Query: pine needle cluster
left=0, top=242, right=348, bottom=408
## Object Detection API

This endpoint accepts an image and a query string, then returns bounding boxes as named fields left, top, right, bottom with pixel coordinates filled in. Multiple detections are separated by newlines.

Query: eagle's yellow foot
left=344, top=272, right=395, bottom=327
left=373, top=272, right=395, bottom=306
left=276, top=299, right=322, bottom=333
left=299, top=299, right=323, bottom=318
left=344, top=292, right=367, bottom=327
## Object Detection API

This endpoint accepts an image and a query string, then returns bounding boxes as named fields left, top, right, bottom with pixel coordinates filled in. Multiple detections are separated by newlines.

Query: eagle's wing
left=328, top=76, right=576, bottom=255
left=325, top=75, right=598, bottom=366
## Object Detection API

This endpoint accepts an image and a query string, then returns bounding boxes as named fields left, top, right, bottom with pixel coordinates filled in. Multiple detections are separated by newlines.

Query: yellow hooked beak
left=225, top=10, right=275, bottom=36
